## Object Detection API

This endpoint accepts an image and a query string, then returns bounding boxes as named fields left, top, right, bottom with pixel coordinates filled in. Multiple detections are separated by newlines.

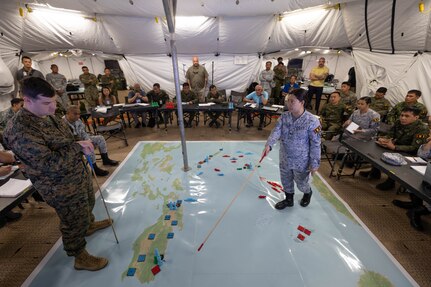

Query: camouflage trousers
left=322, top=121, right=341, bottom=140
left=89, top=135, right=108, bottom=163
left=280, top=168, right=311, bottom=195
left=40, top=167, right=95, bottom=256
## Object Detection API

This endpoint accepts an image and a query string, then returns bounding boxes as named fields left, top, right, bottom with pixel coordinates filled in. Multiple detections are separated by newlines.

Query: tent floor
left=0, top=112, right=430, bottom=287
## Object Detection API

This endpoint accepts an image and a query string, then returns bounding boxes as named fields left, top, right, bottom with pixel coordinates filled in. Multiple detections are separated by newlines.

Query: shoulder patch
left=415, top=134, right=428, bottom=139
left=372, top=118, right=380, bottom=122
left=314, top=126, right=321, bottom=134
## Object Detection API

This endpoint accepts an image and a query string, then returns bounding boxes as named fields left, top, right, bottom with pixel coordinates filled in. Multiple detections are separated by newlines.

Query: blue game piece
left=218, top=173, right=224, bottom=176
left=197, top=164, right=201, bottom=168
left=184, top=197, right=198, bottom=202
left=197, top=171, right=203, bottom=176
left=219, top=148, right=223, bottom=151
left=164, top=215, right=171, bottom=220
left=177, top=199, right=182, bottom=204
left=148, top=233, right=155, bottom=240
left=137, top=254, right=146, bottom=262
left=167, top=232, right=174, bottom=239
left=127, top=268, right=136, bottom=276
left=171, top=220, right=178, bottom=226
left=230, top=157, right=237, bottom=160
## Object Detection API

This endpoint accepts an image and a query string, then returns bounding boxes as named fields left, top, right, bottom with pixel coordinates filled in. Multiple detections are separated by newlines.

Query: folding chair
left=230, top=90, right=246, bottom=103
left=321, top=132, right=364, bottom=179
left=91, top=106, right=128, bottom=146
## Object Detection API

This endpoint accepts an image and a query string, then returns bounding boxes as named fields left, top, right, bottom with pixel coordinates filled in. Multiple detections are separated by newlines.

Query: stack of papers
left=199, top=103, right=216, bottom=107
left=405, top=157, right=427, bottom=164
left=244, top=103, right=257, bottom=108
left=346, top=122, right=359, bottom=134
left=262, top=106, right=278, bottom=112
left=0, top=178, right=32, bottom=197
left=271, top=104, right=284, bottom=109
left=95, top=107, right=108, bottom=113
left=411, top=165, right=426, bottom=175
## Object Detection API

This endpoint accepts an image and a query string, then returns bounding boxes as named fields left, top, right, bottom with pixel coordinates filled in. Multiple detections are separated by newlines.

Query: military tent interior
left=1, top=0, right=431, bottom=110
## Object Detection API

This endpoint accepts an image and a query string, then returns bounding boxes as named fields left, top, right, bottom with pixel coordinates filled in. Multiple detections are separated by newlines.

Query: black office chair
left=230, top=90, right=246, bottom=103
left=91, top=106, right=128, bottom=146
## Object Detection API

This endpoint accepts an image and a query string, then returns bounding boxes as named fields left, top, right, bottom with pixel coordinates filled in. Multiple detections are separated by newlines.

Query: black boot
left=93, top=163, right=109, bottom=177
left=275, top=193, right=294, bottom=210
left=300, top=190, right=313, bottom=207
left=393, top=193, right=423, bottom=209
left=376, top=178, right=395, bottom=191
left=406, top=206, right=430, bottom=231
left=101, top=153, right=119, bottom=166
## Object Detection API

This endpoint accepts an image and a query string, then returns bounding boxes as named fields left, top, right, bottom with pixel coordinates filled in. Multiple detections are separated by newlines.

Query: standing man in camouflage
left=79, top=66, right=99, bottom=111
left=273, top=57, right=287, bottom=104
left=0, top=98, right=24, bottom=132
left=46, top=64, right=68, bottom=109
left=307, top=57, right=329, bottom=113
left=3, top=77, right=111, bottom=271
left=100, top=68, right=118, bottom=103
left=369, top=87, right=391, bottom=120
left=262, top=88, right=321, bottom=209
left=186, top=56, right=208, bottom=103
left=319, top=91, right=345, bottom=140
left=16, top=56, right=45, bottom=83
left=386, top=90, right=428, bottom=125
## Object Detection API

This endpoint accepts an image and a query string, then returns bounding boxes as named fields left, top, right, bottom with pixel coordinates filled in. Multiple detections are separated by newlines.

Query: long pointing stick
left=197, top=154, right=267, bottom=252
left=86, top=155, right=119, bottom=244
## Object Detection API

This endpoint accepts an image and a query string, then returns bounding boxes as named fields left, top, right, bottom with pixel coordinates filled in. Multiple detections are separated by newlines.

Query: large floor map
left=25, top=141, right=417, bottom=287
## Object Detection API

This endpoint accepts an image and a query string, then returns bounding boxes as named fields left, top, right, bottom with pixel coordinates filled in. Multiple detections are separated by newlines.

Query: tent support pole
left=163, top=0, right=190, bottom=172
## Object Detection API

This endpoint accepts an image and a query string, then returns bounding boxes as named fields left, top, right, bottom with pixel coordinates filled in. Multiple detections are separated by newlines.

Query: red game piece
left=258, top=195, right=266, bottom=199
left=151, top=265, right=161, bottom=275
left=198, top=161, right=204, bottom=164
left=297, top=225, right=305, bottom=232
left=297, top=234, right=305, bottom=241
left=304, top=229, right=311, bottom=236
left=231, top=160, right=236, bottom=163
left=271, top=187, right=278, bottom=192
left=223, top=155, right=230, bottom=157
left=239, top=155, right=244, bottom=158
left=214, top=168, right=220, bottom=172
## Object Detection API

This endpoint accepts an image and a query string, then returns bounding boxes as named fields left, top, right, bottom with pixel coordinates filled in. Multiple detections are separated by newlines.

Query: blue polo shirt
left=245, top=91, right=268, bottom=105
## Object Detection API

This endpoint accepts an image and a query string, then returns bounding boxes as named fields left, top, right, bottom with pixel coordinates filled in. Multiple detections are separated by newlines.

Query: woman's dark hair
left=358, top=96, right=371, bottom=105
left=290, top=88, right=308, bottom=102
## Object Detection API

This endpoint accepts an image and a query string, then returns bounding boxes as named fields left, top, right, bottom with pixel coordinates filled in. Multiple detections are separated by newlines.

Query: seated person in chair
left=63, top=105, right=119, bottom=177
left=282, top=75, right=300, bottom=97
left=319, top=91, right=345, bottom=140
left=243, top=84, right=268, bottom=131
left=146, top=83, right=169, bottom=125
left=342, top=96, right=380, bottom=140
left=174, top=83, right=198, bottom=128
left=360, top=106, right=429, bottom=190
left=98, top=87, right=117, bottom=125
left=0, top=98, right=24, bottom=132
left=127, top=83, right=148, bottom=128
left=386, top=89, right=428, bottom=125
left=392, top=137, right=431, bottom=231
left=369, top=87, right=391, bottom=121
left=206, top=84, right=226, bottom=128
left=339, top=81, right=357, bottom=117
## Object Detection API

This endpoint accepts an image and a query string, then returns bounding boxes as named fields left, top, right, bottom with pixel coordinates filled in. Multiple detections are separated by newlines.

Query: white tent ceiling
left=0, top=0, right=430, bottom=111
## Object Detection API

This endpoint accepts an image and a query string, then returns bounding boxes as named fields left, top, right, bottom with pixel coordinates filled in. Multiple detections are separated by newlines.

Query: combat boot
left=86, top=219, right=113, bottom=236
left=74, top=249, right=108, bottom=271
left=275, top=193, right=294, bottom=210
left=101, top=153, right=119, bottom=166
left=300, top=190, right=313, bottom=207
left=93, top=163, right=109, bottom=177
left=406, top=206, right=430, bottom=231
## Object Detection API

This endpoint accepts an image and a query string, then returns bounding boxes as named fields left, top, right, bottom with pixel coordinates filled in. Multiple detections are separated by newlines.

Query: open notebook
left=0, top=178, right=32, bottom=198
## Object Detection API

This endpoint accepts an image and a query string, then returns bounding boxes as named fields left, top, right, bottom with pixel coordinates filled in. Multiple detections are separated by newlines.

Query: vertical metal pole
left=163, top=0, right=190, bottom=172
left=170, top=37, right=190, bottom=171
